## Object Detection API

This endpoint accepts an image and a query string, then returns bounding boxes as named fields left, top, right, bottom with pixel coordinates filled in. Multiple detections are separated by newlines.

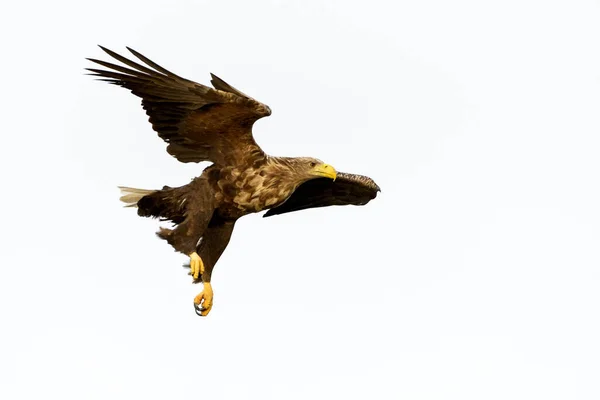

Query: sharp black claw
left=194, top=304, right=203, bottom=316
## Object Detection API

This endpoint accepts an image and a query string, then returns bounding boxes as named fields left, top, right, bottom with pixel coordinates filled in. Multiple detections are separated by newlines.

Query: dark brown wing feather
left=86, top=46, right=271, bottom=166
left=263, top=172, right=380, bottom=217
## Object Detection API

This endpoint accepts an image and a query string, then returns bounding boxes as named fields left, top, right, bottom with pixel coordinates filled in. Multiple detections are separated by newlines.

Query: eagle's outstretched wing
left=87, top=46, right=271, bottom=166
left=263, top=173, right=380, bottom=217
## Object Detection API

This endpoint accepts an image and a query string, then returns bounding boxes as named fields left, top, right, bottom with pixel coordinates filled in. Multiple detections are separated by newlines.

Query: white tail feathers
left=118, top=186, right=156, bottom=207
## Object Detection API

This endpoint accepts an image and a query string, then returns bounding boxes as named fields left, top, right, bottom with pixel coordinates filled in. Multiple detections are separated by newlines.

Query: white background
left=2, top=1, right=599, bottom=399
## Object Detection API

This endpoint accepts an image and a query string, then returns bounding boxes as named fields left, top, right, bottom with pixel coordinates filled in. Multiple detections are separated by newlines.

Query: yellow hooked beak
left=312, top=163, right=337, bottom=181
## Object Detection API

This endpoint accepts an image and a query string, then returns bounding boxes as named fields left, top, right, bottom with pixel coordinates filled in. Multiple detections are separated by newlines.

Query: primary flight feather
left=87, top=46, right=380, bottom=316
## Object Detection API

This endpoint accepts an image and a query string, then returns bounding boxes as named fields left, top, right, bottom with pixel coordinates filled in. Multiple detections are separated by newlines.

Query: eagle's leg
left=192, top=219, right=236, bottom=317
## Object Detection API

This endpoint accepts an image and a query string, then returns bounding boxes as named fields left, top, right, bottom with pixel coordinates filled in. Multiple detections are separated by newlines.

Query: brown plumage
left=88, top=46, right=380, bottom=316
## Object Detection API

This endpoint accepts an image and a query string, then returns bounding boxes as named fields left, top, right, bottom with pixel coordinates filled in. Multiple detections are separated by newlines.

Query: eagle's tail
left=118, top=186, right=156, bottom=208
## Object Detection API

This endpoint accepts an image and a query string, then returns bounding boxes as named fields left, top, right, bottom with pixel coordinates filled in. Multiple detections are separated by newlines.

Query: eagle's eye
left=309, top=162, right=317, bottom=168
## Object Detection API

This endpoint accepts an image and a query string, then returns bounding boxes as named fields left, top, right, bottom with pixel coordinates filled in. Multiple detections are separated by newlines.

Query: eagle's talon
left=189, top=252, right=204, bottom=280
left=193, top=282, right=213, bottom=317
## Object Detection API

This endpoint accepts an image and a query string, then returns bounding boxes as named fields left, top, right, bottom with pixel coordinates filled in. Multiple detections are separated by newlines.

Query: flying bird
left=87, top=46, right=380, bottom=316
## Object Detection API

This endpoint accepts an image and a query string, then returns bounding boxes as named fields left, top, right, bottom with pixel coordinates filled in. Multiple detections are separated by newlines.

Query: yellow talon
left=194, top=282, right=214, bottom=316
left=189, top=252, right=204, bottom=280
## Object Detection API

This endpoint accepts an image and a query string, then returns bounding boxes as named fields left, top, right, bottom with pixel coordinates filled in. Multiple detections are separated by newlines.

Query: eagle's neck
left=264, top=156, right=308, bottom=187
left=259, top=156, right=310, bottom=199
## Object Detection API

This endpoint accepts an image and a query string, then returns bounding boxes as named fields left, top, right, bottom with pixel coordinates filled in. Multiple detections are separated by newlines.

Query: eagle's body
left=209, top=157, right=308, bottom=216
left=88, top=47, right=380, bottom=316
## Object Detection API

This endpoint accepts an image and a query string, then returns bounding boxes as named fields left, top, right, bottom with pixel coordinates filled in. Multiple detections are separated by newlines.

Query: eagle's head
left=289, top=157, right=337, bottom=182
left=264, top=156, right=338, bottom=194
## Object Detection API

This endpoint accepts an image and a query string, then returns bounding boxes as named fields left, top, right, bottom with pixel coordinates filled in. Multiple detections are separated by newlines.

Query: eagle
left=87, top=46, right=380, bottom=316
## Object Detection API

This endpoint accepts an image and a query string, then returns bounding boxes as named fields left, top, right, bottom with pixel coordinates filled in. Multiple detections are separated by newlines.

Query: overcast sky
left=2, top=0, right=600, bottom=399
